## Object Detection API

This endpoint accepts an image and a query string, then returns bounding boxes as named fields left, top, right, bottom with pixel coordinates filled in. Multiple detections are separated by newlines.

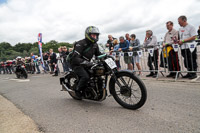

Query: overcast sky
left=0, top=0, right=200, bottom=45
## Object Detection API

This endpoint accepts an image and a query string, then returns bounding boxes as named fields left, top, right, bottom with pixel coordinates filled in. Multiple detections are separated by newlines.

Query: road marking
left=31, top=76, right=43, bottom=78
left=5, top=78, right=31, bottom=82
left=9, top=78, right=19, bottom=81
left=16, top=79, right=30, bottom=82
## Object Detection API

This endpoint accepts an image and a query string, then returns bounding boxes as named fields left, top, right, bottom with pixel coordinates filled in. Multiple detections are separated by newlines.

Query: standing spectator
left=2, top=62, right=6, bottom=74
left=43, top=52, right=50, bottom=71
left=106, top=35, right=116, bottom=51
left=125, top=33, right=131, bottom=42
left=11, top=60, right=16, bottom=72
left=49, top=49, right=58, bottom=76
left=6, top=60, right=12, bottom=74
left=126, top=33, right=134, bottom=69
left=30, top=53, right=36, bottom=74
left=25, top=57, right=30, bottom=73
left=4, top=61, right=8, bottom=74
left=129, top=34, right=142, bottom=76
left=61, top=46, right=69, bottom=72
left=163, top=21, right=180, bottom=78
left=34, top=56, right=41, bottom=74
left=178, top=15, right=198, bottom=79
left=0, top=61, right=3, bottom=74
left=197, top=26, right=200, bottom=45
left=31, top=53, right=35, bottom=60
left=111, top=39, right=121, bottom=70
left=118, top=36, right=133, bottom=70
left=198, top=25, right=200, bottom=38
left=69, top=48, right=73, bottom=53
left=57, top=47, right=63, bottom=68
left=58, top=47, right=68, bottom=73
left=144, top=30, right=158, bottom=78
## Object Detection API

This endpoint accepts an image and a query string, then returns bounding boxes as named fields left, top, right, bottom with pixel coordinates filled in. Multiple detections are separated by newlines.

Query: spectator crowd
left=0, top=15, right=200, bottom=79
left=0, top=46, right=71, bottom=76
left=106, top=15, right=200, bottom=79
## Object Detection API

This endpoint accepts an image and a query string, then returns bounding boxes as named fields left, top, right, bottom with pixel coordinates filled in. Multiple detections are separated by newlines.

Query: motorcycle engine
left=94, top=66, right=105, bottom=76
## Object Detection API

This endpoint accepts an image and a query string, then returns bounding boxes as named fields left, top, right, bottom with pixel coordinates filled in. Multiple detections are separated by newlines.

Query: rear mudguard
left=109, top=70, right=135, bottom=95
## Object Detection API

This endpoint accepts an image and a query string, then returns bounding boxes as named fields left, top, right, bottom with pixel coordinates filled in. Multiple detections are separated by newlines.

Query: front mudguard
left=109, top=70, right=134, bottom=95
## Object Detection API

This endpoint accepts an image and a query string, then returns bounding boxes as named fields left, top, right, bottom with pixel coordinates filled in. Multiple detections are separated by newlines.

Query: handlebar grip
left=97, top=54, right=107, bottom=59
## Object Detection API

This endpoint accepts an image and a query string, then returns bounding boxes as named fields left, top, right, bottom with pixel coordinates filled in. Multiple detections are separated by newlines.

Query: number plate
left=105, top=58, right=117, bottom=69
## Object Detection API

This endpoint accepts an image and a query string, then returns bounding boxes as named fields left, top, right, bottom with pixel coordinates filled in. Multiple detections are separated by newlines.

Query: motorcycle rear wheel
left=64, top=73, right=81, bottom=100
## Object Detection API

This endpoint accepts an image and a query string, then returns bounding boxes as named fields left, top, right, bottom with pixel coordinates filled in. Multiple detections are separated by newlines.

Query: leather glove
left=80, top=60, right=94, bottom=68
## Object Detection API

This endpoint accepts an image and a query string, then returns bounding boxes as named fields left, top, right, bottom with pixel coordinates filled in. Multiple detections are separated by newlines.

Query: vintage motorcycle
left=15, top=64, right=28, bottom=79
left=60, top=54, right=147, bottom=110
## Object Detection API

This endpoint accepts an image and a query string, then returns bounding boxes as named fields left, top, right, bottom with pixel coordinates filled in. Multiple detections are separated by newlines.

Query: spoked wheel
left=64, top=73, right=81, bottom=100
left=23, top=71, right=28, bottom=79
left=110, top=72, right=147, bottom=110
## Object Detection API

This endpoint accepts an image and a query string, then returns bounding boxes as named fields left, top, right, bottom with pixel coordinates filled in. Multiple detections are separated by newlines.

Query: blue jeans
left=62, top=61, right=69, bottom=72
left=35, top=63, right=40, bottom=73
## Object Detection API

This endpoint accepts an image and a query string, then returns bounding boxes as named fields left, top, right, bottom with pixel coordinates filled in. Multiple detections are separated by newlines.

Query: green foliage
left=0, top=40, right=73, bottom=61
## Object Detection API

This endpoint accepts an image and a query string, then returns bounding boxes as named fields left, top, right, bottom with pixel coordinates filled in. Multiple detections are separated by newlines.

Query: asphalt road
left=0, top=74, right=200, bottom=133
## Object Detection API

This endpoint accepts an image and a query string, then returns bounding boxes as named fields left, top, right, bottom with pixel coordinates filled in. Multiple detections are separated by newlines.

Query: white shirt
left=179, top=24, right=196, bottom=49
left=164, top=29, right=178, bottom=44
left=143, top=35, right=158, bottom=50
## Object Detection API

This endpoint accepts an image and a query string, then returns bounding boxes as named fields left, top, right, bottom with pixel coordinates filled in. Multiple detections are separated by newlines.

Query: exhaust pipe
left=61, top=83, right=74, bottom=92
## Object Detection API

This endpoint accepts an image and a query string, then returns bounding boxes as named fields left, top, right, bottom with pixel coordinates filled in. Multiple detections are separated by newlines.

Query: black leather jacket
left=71, top=39, right=102, bottom=68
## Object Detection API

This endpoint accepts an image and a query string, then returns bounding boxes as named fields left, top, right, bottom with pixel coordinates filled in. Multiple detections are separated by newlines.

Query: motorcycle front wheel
left=24, top=73, right=28, bottom=79
left=110, top=72, right=147, bottom=110
left=16, top=73, right=20, bottom=79
left=23, top=71, right=28, bottom=79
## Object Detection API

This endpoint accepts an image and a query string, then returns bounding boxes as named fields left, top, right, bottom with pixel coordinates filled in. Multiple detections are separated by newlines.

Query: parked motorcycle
left=60, top=54, right=147, bottom=110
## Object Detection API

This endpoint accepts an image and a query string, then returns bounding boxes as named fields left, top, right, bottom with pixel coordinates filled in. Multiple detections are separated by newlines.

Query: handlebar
left=91, top=64, right=98, bottom=70
left=97, top=54, right=107, bottom=59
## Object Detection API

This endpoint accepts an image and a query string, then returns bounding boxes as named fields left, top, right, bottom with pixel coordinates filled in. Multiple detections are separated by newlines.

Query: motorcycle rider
left=71, top=26, right=102, bottom=99
left=16, top=56, right=25, bottom=65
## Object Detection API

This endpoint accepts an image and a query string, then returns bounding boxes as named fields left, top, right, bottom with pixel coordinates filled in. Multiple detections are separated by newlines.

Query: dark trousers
left=30, top=63, right=35, bottom=73
left=73, top=66, right=90, bottom=91
left=25, top=64, right=30, bottom=72
left=50, top=64, right=54, bottom=72
left=1, top=67, right=6, bottom=74
left=168, top=50, right=181, bottom=74
left=44, top=61, right=50, bottom=71
left=148, top=49, right=158, bottom=74
left=62, top=61, right=69, bottom=72
left=131, top=58, right=135, bottom=70
left=51, top=64, right=58, bottom=75
left=6, top=66, right=12, bottom=74
left=35, top=63, right=40, bottom=73
left=181, top=48, right=198, bottom=72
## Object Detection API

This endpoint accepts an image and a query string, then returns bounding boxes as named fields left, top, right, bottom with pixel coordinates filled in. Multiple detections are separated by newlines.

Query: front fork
left=108, top=70, right=132, bottom=95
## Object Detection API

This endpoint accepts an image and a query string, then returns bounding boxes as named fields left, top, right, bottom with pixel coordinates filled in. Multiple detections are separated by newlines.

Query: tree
left=29, top=47, right=39, bottom=55
left=0, top=42, right=12, bottom=50
left=13, top=43, right=32, bottom=53
left=0, top=40, right=73, bottom=61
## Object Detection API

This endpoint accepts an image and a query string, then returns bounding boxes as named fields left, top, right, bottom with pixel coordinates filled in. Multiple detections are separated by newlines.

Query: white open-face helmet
left=16, top=56, right=22, bottom=60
